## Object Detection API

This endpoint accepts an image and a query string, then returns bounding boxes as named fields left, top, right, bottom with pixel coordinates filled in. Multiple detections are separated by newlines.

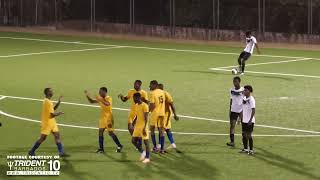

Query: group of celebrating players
left=28, top=80, right=179, bottom=164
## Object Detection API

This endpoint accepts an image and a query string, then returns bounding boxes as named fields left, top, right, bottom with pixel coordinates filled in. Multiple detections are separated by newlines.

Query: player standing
left=240, top=85, right=256, bottom=155
left=157, top=84, right=180, bottom=152
left=85, top=87, right=123, bottom=153
left=131, top=93, right=150, bottom=163
left=118, top=80, right=148, bottom=135
left=149, top=80, right=166, bottom=153
left=226, top=77, right=244, bottom=147
left=28, top=88, right=68, bottom=157
left=237, top=31, right=261, bottom=75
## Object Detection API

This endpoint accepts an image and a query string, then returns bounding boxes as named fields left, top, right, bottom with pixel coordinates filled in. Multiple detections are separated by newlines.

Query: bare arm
left=169, top=103, right=179, bottom=121
left=149, top=103, right=155, bottom=112
left=255, top=43, right=261, bottom=54
left=84, top=90, right=98, bottom=104
left=248, top=108, right=255, bottom=124
left=118, top=94, right=129, bottom=102
left=54, top=96, right=63, bottom=110
left=50, top=112, right=64, bottom=118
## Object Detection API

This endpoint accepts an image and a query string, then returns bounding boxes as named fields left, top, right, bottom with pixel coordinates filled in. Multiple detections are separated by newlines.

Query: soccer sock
left=99, top=136, right=104, bottom=150
left=166, top=129, right=175, bottom=144
left=56, top=143, right=64, bottom=154
left=160, top=136, right=165, bottom=150
left=136, top=139, right=143, bottom=153
left=230, top=134, right=234, bottom=143
left=242, top=136, right=248, bottom=149
left=145, top=151, right=150, bottom=159
left=241, top=62, right=245, bottom=72
left=30, top=141, right=41, bottom=153
left=249, top=137, right=253, bottom=150
left=110, top=134, right=122, bottom=147
left=151, top=134, right=156, bottom=148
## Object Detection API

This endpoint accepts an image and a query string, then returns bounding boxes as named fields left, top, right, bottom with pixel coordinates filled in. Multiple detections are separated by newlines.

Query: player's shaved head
left=134, top=80, right=142, bottom=90
left=149, top=80, right=158, bottom=90
left=100, top=87, right=108, bottom=92
left=244, top=85, right=253, bottom=93
left=44, top=88, right=53, bottom=98
left=135, top=80, right=142, bottom=84
left=99, top=87, right=108, bottom=97
left=133, top=92, right=142, bottom=104
left=245, top=31, right=252, bottom=37
left=158, top=83, right=164, bottom=90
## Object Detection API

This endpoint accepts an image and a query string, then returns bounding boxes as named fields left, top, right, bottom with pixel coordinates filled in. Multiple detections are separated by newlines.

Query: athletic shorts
left=230, top=112, right=240, bottom=121
left=41, top=122, right=59, bottom=135
left=238, top=51, right=251, bottom=63
left=99, top=116, right=114, bottom=132
left=242, top=123, right=254, bottom=133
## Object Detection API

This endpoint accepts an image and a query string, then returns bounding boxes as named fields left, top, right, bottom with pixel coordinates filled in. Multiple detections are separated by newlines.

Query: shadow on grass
left=254, top=147, right=319, bottom=180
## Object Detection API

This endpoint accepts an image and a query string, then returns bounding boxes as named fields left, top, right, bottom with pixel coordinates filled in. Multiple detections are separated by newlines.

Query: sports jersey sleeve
left=250, top=97, right=256, bottom=109
left=230, top=89, right=233, bottom=99
left=165, top=92, right=173, bottom=104
left=142, top=91, right=149, bottom=101
left=127, top=90, right=133, bottom=100
left=44, top=100, right=54, bottom=113
left=149, top=92, right=155, bottom=103
left=108, top=97, right=112, bottom=106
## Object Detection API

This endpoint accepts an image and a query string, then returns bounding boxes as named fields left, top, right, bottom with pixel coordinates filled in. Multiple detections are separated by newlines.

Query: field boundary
left=1, top=94, right=320, bottom=134
left=1, top=36, right=320, bottom=60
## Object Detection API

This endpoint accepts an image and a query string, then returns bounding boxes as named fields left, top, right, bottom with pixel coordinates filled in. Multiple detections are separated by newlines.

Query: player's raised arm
left=54, top=96, right=63, bottom=110
left=118, top=94, right=129, bottom=102
left=84, top=90, right=98, bottom=104
left=50, top=111, right=64, bottom=118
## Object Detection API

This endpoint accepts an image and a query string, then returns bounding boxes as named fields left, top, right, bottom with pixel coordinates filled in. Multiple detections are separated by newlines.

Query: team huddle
left=28, top=80, right=179, bottom=164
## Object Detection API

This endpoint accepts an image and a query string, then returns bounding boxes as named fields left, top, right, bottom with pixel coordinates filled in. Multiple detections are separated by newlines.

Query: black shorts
left=230, top=112, right=240, bottom=121
left=242, top=123, right=254, bottom=133
left=238, top=51, right=251, bottom=64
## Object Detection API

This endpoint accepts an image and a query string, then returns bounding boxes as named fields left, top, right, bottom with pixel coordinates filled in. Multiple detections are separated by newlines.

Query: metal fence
left=0, top=0, right=319, bottom=36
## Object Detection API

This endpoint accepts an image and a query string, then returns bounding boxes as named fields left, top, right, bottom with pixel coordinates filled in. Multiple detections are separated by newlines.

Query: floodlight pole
left=35, top=0, right=38, bottom=25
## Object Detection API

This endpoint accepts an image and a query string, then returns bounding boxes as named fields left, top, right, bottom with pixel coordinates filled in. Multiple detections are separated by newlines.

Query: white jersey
left=242, top=96, right=256, bottom=123
left=230, top=87, right=244, bottom=113
left=244, top=36, right=257, bottom=54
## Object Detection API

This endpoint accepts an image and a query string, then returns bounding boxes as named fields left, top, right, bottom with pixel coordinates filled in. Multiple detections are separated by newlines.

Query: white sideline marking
left=1, top=36, right=320, bottom=60
left=0, top=96, right=7, bottom=100
left=1, top=94, right=320, bottom=134
left=213, top=58, right=313, bottom=69
left=0, top=46, right=124, bottom=58
left=210, top=68, right=320, bottom=79
left=1, top=110, right=319, bottom=137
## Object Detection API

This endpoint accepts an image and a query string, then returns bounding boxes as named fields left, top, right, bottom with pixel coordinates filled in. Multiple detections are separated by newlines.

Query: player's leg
left=28, top=134, right=47, bottom=155
left=240, top=123, right=249, bottom=153
left=158, top=117, right=166, bottom=154
left=150, top=125, right=157, bottom=152
left=128, top=111, right=136, bottom=135
left=107, top=123, right=123, bottom=153
left=248, top=124, right=254, bottom=155
left=97, top=128, right=105, bottom=153
left=238, top=52, right=245, bottom=73
left=52, top=132, right=68, bottom=157
left=142, top=139, right=150, bottom=163
left=227, top=112, right=238, bottom=147
left=132, top=136, right=143, bottom=154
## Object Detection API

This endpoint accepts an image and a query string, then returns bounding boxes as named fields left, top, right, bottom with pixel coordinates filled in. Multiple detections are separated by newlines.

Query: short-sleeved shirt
left=96, top=95, right=112, bottom=119
left=244, top=36, right=257, bottom=54
left=41, top=98, right=55, bottom=125
left=164, top=91, right=173, bottom=113
left=230, top=87, right=244, bottom=113
left=127, top=89, right=148, bottom=109
left=149, top=89, right=165, bottom=116
left=134, top=102, right=149, bottom=129
left=242, top=96, right=256, bottom=123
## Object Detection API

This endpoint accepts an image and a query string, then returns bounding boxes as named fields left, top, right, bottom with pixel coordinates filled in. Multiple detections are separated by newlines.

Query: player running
left=131, top=93, right=151, bottom=163
left=226, top=77, right=244, bottom=147
left=85, top=87, right=123, bottom=153
left=237, top=31, right=261, bottom=75
left=118, top=80, right=148, bottom=135
left=157, top=83, right=180, bottom=152
left=240, top=85, right=256, bottom=155
left=149, top=80, right=166, bottom=154
left=28, top=88, right=68, bottom=157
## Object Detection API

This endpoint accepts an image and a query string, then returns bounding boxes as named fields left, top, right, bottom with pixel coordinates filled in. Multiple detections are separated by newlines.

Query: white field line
left=0, top=46, right=124, bottom=58
left=1, top=36, right=320, bottom=60
left=213, top=58, right=313, bottom=69
left=0, top=96, right=7, bottom=100
left=1, top=110, right=320, bottom=138
left=210, top=68, right=320, bottom=79
left=1, top=94, right=320, bottom=134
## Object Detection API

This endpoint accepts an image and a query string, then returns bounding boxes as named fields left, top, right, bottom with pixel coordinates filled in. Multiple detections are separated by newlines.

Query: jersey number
left=159, top=96, right=164, bottom=104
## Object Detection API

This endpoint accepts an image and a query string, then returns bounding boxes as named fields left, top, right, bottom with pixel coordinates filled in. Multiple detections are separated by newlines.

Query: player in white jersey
left=237, top=31, right=261, bottom=75
left=240, top=85, right=256, bottom=155
left=227, top=77, right=244, bottom=147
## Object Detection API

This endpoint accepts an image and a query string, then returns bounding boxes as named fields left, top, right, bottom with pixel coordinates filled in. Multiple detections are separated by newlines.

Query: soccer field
left=0, top=31, right=320, bottom=180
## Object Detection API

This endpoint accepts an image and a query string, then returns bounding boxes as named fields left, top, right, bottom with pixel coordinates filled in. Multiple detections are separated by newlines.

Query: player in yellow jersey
left=85, top=87, right=123, bottom=153
left=158, top=84, right=181, bottom=152
left=28, top=88, right=68, bottom=157
left=118, top=80, right=148, bottom=135
left=149, top=80, right=166, bottom=153
left=131, top=93, right=150, bottom=163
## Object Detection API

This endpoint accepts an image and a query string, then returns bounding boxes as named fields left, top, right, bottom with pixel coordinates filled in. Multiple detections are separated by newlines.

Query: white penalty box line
left=1, top=36, right=320, bottom=60
left=1, top=110, right=319, bottom=138
left=1, top=94, right=320, bottom=135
